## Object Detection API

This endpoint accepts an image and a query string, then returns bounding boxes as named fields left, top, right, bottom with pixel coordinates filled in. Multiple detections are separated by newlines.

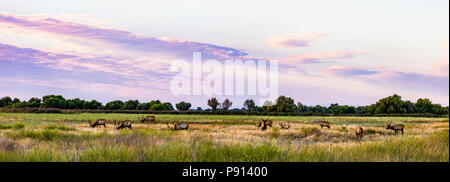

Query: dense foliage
left=0, top=94, right=448, bottom=115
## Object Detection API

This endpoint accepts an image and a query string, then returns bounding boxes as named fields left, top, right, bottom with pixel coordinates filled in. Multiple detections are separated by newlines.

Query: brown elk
left=279, top=122, right=291, bottom=129
left=139, top=115, right=156, bottom=123
left=320, top=120, right=331, bottom=129
left=115, top=120, right=132, bottom=130
left=355, top=126, right=364, bottom=140
left=258, top=120, right=270, bottom=131
left=89, top=119, right=106, bottom=128
left=386, top=121, right=404, bottom=135
left=266, top=120, right=273, bottom=127
left=166, top=122, right=189, bottom=130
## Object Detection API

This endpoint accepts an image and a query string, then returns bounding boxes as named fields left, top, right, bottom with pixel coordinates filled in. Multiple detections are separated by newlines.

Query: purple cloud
left=267, top=32, right=327, bottom=48
left=279, top=50, right=362, bottom=65
left=0, top=13, right=248, bottom=60
left=324, top=66, right=449, bottom=96
left=324, top=66, right=379, bottom=77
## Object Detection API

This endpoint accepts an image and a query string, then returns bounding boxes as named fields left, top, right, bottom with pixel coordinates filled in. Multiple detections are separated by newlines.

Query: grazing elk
left=279, top=122, right=291, bottom=129
left=355, top=126, right=364, bottom=140
left=266, top=120, right=273, bottom=127
left=258, top=119, right=274, bottom=131
left=166, top=122, right=189, bottom=130
left=115, top=120, right=132, bottom=130
left=386, top=121, right=404, bottom=135
left=89, top=119, right=106, bottom=128
left=320, top=120, right=331, bottom=129
left=139, top=115, right=156, bottom=123
left=258, top=120, right=270, bottom=131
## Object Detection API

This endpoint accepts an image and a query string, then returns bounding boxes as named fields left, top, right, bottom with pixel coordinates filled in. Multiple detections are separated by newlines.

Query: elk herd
left=88, top=115, right=406, bottom=140
left=256, top=118, right=406, bottom=140
left=87, top=115, right=189, bottom=131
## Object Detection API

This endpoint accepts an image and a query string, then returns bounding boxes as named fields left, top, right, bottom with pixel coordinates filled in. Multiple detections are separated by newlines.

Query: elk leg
left=401, top=129, right=404, bottom=135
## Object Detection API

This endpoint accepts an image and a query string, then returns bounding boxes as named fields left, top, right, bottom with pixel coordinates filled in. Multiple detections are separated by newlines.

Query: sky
left=0, top=0, right=448, bottom=108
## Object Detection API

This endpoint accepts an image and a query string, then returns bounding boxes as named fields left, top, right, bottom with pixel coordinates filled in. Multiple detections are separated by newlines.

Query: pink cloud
left=323, top=65, right=449, bottom=97
left=279, top=50, right=362, bottom=65
left=0, top=13, right=248, bottom=60
left=267, top=32, right=327, bottom=48
left=322, top=66, right=380, bottom=77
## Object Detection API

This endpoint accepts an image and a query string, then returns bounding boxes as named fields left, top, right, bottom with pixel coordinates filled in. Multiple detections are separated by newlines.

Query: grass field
left=0, top=113, right=448, bottom=162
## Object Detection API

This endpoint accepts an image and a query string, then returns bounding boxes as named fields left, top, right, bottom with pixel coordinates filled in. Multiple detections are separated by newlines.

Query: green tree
left=124, top=100, right=139, bottom=110
left=297, top=102, right=307, bottom=112
left=402, top=100, right=415, bottom=113
left=176, top=101, right=192, bottom=111
left=149, top=104, right=164, bottom=111
left=26, top=97, right=42, bottom=108
left=415, top=98, right=433, bottom=113
left=86, top=100, right=102, bottom=109
left=329, top=103, right=340, bottom=115
left=335, top=105, right=356, bottom=114
left=207, top=98, right=220, bottom=111
left=162, top=102, right=174, bottom=111
left=12, top=98, right=20, bottom=104
left=11, top=101, right=27, bottom=108
left=105, top=100, right=124, bottom=110
left=67, top=98, right=84, bottom=109
left=0, top=96, right=12, bottom=107
left=221, top=99, right=233, bottom=111
left=274, top=96, right=296, bottom=112
left=374, top=94, right=406, bottom=114
left=138, top=102, right=151, bottom=110
left=243, top=99, right=256, bottom=111
left=41, top=95, right=67, bottom=108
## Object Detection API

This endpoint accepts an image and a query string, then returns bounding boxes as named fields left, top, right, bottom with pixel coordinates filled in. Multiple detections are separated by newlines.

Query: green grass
left=0, top=131, right=447, bottom=162
left=0, top=123, right=25, bottom=130
left=1, top=113, right=447, bottom=125
left=0, top=113, right=447, bottom=162
left=45, top=125, right=76, bottom=131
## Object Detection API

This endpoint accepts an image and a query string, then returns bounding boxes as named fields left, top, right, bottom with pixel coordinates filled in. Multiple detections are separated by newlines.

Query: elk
left=355, top=126, right=365, bottom=140
left=115, top=120, right=132, bottom=130
left=386, top=121, right=404, bottom=135
left=279, top=122, right=291, bottom=129
left=258, top=120, right=269, bottom=131
left=139, top=115, right=156, bottom=123
left=89, top=119, right=106, bottom=128
left=320, top=120, right=331, bottom=129
left=166, top=122, right=189, bottom=130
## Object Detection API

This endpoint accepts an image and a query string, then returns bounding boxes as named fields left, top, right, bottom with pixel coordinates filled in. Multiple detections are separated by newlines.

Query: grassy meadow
left=0, top=113, right=448, bottom=162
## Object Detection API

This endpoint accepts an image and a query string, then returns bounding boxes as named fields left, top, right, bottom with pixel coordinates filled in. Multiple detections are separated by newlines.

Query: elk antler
left=342, top=123, right=349, bottom=129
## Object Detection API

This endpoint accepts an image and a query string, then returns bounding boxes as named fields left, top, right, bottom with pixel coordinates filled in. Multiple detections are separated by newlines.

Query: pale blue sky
left=0, top=0, right=448, bottom=106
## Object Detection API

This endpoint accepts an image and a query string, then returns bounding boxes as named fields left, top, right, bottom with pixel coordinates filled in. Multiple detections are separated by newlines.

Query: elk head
left=386, top=121, right=392, bottom=130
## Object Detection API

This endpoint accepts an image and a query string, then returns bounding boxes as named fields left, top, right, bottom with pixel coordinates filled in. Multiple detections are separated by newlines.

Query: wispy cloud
left=0, top=13, right=248, bottom=60
left=0, top=12, right=448, bottom=106
left=323, top=65, right=449, bottom=97
left=323, top=66, right=380, bottom=77
left=267, top=32, right=327, bottom=48
left=279, top=50, right=362, bottom=65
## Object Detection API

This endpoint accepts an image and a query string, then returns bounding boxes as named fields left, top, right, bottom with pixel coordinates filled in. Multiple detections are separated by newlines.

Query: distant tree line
left=0, top=94, right=448, bottom=115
